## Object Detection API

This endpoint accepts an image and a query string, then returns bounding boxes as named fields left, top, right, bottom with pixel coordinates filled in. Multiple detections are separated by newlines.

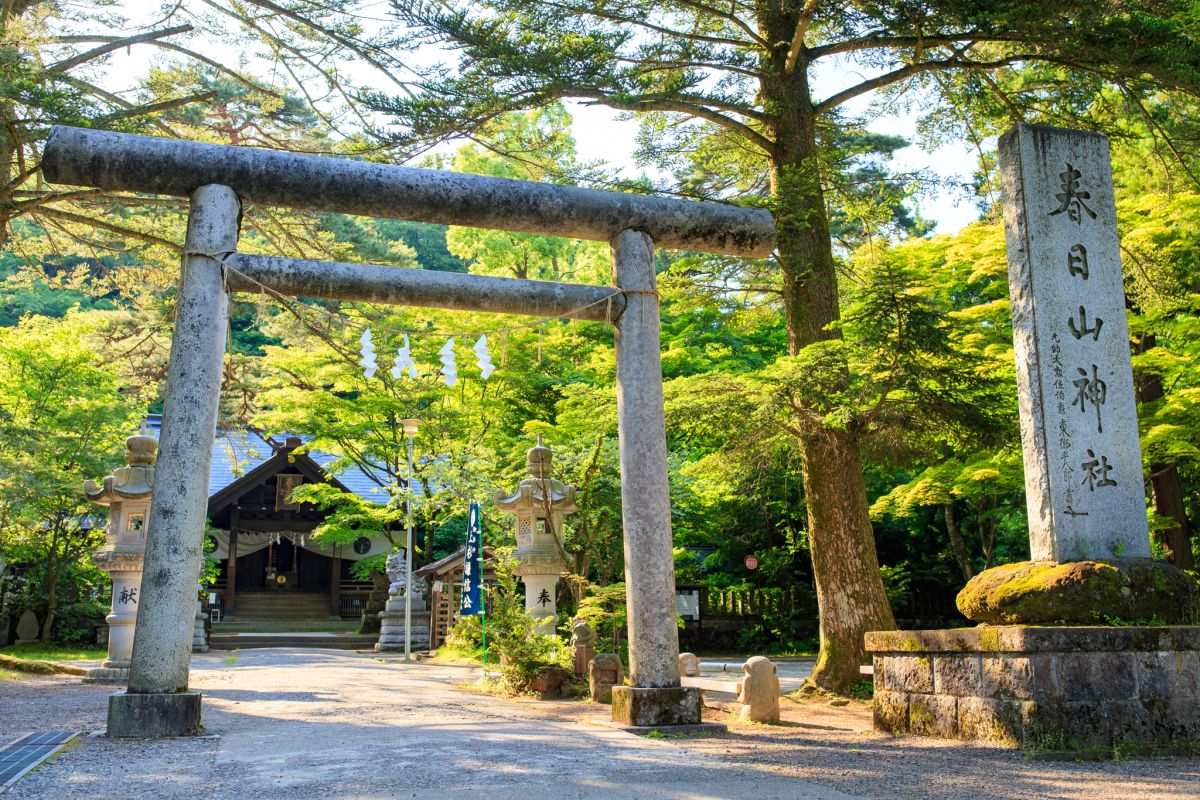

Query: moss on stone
left=956, top=559, right=1200, bottom=625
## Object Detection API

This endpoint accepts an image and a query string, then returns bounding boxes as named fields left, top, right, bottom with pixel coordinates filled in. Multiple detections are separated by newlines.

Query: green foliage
left=573, top=582, right=628, bottom=654
left=445, top=549, right=569, bottom=692
left=0, top=313, right=134, bottom=642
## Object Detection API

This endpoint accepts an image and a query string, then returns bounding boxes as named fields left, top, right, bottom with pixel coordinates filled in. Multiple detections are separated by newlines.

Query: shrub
left=444, top=548, right=569, bottom=692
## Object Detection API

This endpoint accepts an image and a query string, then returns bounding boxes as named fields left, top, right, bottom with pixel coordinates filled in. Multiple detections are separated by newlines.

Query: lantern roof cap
left=527, top=434, right=553, bottom=478
left=84, top=435, right=157, bottom=504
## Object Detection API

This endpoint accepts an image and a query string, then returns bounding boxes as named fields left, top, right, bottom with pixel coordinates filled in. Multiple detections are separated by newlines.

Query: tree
left=375, top=0, right=1200, bottom=690
left=0, top=312, right=134, bottom=640
left=5, top=0, right=412, bottom=252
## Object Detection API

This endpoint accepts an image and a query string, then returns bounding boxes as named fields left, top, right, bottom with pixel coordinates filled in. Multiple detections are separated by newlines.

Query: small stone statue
left=678, top=651, right=701, bottom=677
left=736, top=656, right=780, bottom=723
left=385, top=551, right=408, bottom=595
left=570, top=620, right=595, bottom=678
left=589, top=653, right=623, bottom=704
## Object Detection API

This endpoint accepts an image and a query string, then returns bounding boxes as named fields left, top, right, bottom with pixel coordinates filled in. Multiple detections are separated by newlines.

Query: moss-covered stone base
left=611, top=685, right=701, bottom=727
left=956, top=558, right=1200, bottom=625
left=865, top=626, right=1200, bottom=753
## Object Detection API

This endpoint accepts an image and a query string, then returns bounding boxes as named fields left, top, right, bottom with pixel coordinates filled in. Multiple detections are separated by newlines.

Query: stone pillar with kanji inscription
left=83, top=434, right=155, bottom=684
left=1000, top=123, right=1149, bottom=562
left=493, top=436, right=577, bottom=635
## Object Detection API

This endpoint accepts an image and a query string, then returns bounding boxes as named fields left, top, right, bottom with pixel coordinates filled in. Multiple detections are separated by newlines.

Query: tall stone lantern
left=82, top=434, right=155, bottom=684
left=493, top=436, right=577, bottom=634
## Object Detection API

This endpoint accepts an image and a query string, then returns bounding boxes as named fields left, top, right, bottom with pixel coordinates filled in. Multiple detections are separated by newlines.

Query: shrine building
left=145, top=416, right=396, bottom=643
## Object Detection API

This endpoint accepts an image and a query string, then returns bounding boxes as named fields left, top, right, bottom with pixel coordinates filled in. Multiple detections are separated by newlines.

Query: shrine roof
left=143, top=415, right=391, bottom=505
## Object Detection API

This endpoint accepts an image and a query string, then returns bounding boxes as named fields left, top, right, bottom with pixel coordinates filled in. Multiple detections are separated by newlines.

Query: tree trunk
left=1134, top=334, right=1194, bottom=568
left=1151, top=463, right=1195, bottom=569
left=943, top=503, right=975, bottom=582
left=41, top=560, right=61, bottom=642
left=800, top=426, right=896, bottom=692
left=760, top=51, right=897, bottom=692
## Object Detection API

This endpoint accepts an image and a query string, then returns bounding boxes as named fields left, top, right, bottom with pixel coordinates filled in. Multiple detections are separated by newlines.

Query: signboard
left=744, top=554, right=759, bottom=571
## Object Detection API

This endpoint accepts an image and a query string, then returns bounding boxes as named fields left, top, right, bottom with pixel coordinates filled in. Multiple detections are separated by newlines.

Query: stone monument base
left=84, top=662, right=129, bottom=684
left=107, top=690, right=203, bottom=738
left=375, top=596, right=431, bottom=651
left=866, top=626, right=1200, bottom=754
left=611, top=685, right=702, bottom=727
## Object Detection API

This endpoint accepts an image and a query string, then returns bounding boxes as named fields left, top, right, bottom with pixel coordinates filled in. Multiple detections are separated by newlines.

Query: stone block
left=108, top=691, right=202, bottom=738
left=1135, top=650, right=1200, bottom=701
left=1166, top=696, right=1200, bottom=739
left=933, top=655, right=982, bottom=696
left=1056, top=652, right=1136, bottom=701
left=589, top=653, right=623, bottom=704
left=956, top=696, right=1020, bottom=743
left=868, top=624, right=1200, bottom=655
left=907, top=693, right=956, bottom=738
left=982, top=654, right=1058, bottom=700
left=872, top=689, right=908, bottom=733
left=611, top=686, right=702, bottom=727
left=83, top=667, right=128, bottom=685
left=15, top=609, right=38, bottom=643
left=879, top=655, right=933, bottom=694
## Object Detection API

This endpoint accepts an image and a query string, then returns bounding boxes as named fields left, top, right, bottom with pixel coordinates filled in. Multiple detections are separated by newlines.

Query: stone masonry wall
left=866, top=627, right=1200, bottom=751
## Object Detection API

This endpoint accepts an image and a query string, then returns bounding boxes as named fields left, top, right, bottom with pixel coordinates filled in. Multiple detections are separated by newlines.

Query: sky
left=102, top=1, right=983, bottom=236
left=566, top=102, right=982, bottom=236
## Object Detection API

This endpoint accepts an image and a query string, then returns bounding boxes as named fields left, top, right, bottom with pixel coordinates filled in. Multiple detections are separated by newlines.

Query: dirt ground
left=1, top=648, right=1197, bottom=799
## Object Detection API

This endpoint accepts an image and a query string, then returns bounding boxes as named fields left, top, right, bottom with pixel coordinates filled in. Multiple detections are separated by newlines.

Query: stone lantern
left=493, top=435, right=577, bottom=634
left=82, top=434, right=155, bottom=684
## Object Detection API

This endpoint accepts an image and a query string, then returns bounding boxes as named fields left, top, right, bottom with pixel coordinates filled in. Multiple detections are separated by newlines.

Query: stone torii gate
left=42, top=126, right=775, bottom=736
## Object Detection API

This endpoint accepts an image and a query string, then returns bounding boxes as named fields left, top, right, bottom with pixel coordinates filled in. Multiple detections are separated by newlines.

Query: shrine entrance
left=41, top=125, right=775, bottom=736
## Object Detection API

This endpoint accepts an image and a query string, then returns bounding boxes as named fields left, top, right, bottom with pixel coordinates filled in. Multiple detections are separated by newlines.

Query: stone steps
left=209, top=632, right=378, bottom=650
left=226, top=591, right=334, bottom=621
left=214, top=620, right=359, bottom=633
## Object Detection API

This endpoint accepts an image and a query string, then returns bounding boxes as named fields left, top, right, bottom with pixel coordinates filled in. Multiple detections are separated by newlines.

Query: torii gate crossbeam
left=42, top=126, right=775, bottom=736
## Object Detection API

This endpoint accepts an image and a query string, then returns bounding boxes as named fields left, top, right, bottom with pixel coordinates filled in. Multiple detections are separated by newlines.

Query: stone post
left=83, top=435, right=156, bottom=684
left=493, top=436, right=577, bottom=635
left=192, top=600, right=208, bottom=653
left=609, top=229, right=700, bottom=727
left=998, top=123, right=1150, bottom=561
left=108, top=184, right=239, bottom=738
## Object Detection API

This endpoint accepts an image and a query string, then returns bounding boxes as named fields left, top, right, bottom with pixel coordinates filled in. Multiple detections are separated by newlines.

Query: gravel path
left=1, top=649, right=1196, bottom=799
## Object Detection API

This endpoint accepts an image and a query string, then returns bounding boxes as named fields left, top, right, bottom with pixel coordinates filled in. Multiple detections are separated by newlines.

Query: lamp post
left=401, top=418, right=421, bottom=662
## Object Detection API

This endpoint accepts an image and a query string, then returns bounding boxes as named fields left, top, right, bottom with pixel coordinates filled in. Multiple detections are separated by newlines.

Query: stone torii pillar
left=106, top=184, right=239, bottom=738
left=609, top=230, right=700, bottom=727
left=494, top=436, right=578, bottom=635
left=83, top=434, right=156, bottom=684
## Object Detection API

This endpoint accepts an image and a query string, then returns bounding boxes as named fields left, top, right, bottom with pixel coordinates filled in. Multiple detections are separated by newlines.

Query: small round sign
left=352, top=536, right=371, bottom=555
left=744, top=554, right=759, bottom=571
